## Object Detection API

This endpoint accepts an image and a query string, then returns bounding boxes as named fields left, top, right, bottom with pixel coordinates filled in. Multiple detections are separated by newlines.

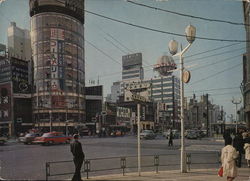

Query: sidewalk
left=86, top=168, right=250, bottom=181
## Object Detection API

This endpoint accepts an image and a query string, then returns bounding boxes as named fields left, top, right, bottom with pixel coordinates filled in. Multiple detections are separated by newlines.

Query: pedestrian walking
left=244, top=136, right=250, bottom=167
left=168, top=130, right=173, bottom=147
left=223, top=129, right=232, bottom=146
left=221, top=137, right=238, bottom=181
left=233, top=132, right=244, bottom=168
left=70, top=134, right=85, bottom=181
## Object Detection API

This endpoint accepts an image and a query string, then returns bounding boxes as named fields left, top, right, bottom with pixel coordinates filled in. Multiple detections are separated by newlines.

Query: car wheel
left=48, top=141, right=54, bottom=145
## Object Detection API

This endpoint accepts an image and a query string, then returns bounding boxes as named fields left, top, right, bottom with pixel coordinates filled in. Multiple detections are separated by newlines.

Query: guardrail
left=45, top=152, right=220, bottom=181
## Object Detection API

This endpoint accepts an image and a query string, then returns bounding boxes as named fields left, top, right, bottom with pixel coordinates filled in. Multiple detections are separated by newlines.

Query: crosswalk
left=185, top=144, right=223, bottom=152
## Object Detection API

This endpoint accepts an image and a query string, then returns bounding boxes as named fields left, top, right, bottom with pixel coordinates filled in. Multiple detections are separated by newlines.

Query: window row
left=33, top=96, right=85, bottom=109
left=34, top=81, right=84, bottom=94
left=31, top=14, right=83, bottom=34
left=33, top=54, right=84, bottom=72
left=32, top=41, right=84, bottom=59
left=31, top=28, right=84, bottom=47
left=34, top=68, right=84, bottom=82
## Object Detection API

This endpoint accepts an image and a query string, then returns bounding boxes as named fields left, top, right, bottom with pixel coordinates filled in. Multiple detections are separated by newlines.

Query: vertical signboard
left=0, top=83, right=12, bottom=126
left=58, top=40, right=64, bottom=90
left=50, top=28, right=65, bottom=108
left=11, top=58, right=30, bottom=94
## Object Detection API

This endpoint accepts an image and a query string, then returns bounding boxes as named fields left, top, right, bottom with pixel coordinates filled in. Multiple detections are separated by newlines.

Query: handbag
left=218, top=166, right=223, bottom=177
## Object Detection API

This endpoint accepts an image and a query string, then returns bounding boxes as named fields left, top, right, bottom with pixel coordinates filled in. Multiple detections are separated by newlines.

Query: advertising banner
left=11, top=58, right=30, bottom=94
left=0, top=59, right=11, bottom=83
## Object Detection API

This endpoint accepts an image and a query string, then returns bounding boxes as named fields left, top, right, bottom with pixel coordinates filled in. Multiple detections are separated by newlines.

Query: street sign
left=131, top=93, right=147, bottom=102
left=183, top=70, right=191, bottom=83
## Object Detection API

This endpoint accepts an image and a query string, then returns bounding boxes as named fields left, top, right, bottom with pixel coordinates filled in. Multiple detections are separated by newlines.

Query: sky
left=0, top=0, right=246, bottom=121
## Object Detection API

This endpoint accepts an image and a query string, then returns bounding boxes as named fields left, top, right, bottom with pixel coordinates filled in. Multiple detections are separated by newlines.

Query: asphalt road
left=0, top=135, right=223, bottom=180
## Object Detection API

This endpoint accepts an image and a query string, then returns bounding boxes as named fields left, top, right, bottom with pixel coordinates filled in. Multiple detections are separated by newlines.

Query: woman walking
left=244, top=136, right=250, bottom=167
left=221, top=137, right=238, bottom=181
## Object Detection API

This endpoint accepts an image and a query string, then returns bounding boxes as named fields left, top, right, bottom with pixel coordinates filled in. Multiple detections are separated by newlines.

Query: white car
left=140, top=130, right=156, bottom=139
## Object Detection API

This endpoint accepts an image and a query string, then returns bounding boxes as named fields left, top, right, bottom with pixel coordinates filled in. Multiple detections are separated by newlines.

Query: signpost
left=131, top=93, right=147, bottom=176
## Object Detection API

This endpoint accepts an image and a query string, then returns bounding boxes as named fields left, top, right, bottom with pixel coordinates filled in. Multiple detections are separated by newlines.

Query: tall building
left=122, top=53, right=144, bottom=81
left=0, top=45, right=32, bottom=136
left=147, top=75, right=180, bottom=129
left=29, top=0, right=85, bottom=131
left=7, top=22, right=31, bottom=61
left=243, top=1, right=250, bottom=128
left=85, top=85, right=103, bottom=123
left=122, top=75, right=180, bottom=129
left=110, top=81, right=122, bottom=103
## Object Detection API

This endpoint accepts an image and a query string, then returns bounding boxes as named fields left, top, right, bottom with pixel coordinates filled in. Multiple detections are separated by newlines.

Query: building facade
left=110, top=81, right=122, bottom=103
left=122, top=53, right=144, bottom=81
left=243, top=1, right=250, bottom=128
left=7, top=22, right=32, bottom=61
left=146, top=75, right=180, bottom=129
left=29, top=0, right=85, bottom=131
left=85, top=85, right=103, bottom=122
left=0, top=47, right=32, bottom=136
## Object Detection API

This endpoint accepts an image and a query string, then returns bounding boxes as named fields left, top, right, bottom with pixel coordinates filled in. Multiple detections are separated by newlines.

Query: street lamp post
left=168, top=24, right=196, bottom=173
left=232, top=97, right=242, bottom=133
left=137, top=103, right=141, bottom=176
left=49, top=110, right=52, bottom=132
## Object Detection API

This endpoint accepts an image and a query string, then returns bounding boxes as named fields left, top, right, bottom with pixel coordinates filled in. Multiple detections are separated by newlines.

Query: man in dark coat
left=168, top=130, right=173, bottom=147
left=223, top=129, right=232, bottom=146
left=70, top=134, right=85, bottom=181
left=233, top=132, right=244, bottom=168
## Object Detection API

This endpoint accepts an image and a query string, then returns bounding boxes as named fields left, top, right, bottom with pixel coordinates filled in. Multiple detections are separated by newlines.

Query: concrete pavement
left=86, top=168, right=250, bottom=181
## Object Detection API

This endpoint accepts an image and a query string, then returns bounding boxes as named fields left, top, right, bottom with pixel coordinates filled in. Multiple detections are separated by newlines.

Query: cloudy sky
left=0, top=0, right=245, bottom=121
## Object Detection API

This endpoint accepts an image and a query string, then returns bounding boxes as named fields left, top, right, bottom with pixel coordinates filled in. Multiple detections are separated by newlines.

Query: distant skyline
left=0, top=0, right=245, bottom=121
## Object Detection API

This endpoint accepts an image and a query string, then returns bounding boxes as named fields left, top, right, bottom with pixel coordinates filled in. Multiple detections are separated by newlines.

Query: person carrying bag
left=220, top=137, right=238, bottom=181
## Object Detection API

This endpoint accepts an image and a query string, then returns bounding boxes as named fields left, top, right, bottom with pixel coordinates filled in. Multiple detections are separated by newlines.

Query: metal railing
left=45, top=152, right=220, bottom=181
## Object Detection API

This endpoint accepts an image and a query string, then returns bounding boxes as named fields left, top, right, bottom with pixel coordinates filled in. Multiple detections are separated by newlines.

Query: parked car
left=19, top=133, right=41, bottom=144
left=186, top=130, right=198, bottom=139
left=110, top=130, right=122, bottom=137
left=33, top=132, right=72, bottom=145
left=140, top=130, right=156, bottom=139
left=163, top=129, right=180, bottom=139
left=0, top=136, right=7, bottom=145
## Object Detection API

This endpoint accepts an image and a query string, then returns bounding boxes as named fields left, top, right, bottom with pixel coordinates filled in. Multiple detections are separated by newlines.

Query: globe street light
left=168, top=24, right=196, bottom=173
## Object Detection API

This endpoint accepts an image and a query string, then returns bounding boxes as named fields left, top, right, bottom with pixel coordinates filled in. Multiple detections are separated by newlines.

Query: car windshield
left=42, top=133, right=53, bottom=137
left=25, top=133, right=35, bottom=137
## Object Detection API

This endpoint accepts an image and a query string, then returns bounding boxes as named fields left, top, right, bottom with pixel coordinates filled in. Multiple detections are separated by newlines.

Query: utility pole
left=137, top=103, right=141, bottom=176
left=232, top=97, right=242, bottom=133
left=206, top=94, right=209, bottom=137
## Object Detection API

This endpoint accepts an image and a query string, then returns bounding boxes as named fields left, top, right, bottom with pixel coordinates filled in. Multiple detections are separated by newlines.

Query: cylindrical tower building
left=29, top=0, right=85, bottom=132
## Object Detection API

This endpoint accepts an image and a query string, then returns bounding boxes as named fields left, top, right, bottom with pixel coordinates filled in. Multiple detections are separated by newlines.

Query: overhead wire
left=188, top=62, right=242, bottom=85
left=85, top=39, right=121, bottom=65
left=127, top=0, right=249, bottom=27
left=85, top=10, right=248, bottom=42
left=186, top=46, right=245, bottom=63
left=103, top=36, right=128, bottom=54
left=185, top=43, right=241, bottom=59
left=190, top=54, right=242, bottom=71
left=186, top=91, right=242, bottom=98
left=88, top=48, right=244, bottom=80
left=186, top=86, right=240, bottom=93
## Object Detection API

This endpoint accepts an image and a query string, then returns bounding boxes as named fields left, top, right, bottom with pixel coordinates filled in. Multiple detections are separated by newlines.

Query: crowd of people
left=221, top=128, right=250, bottom=181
